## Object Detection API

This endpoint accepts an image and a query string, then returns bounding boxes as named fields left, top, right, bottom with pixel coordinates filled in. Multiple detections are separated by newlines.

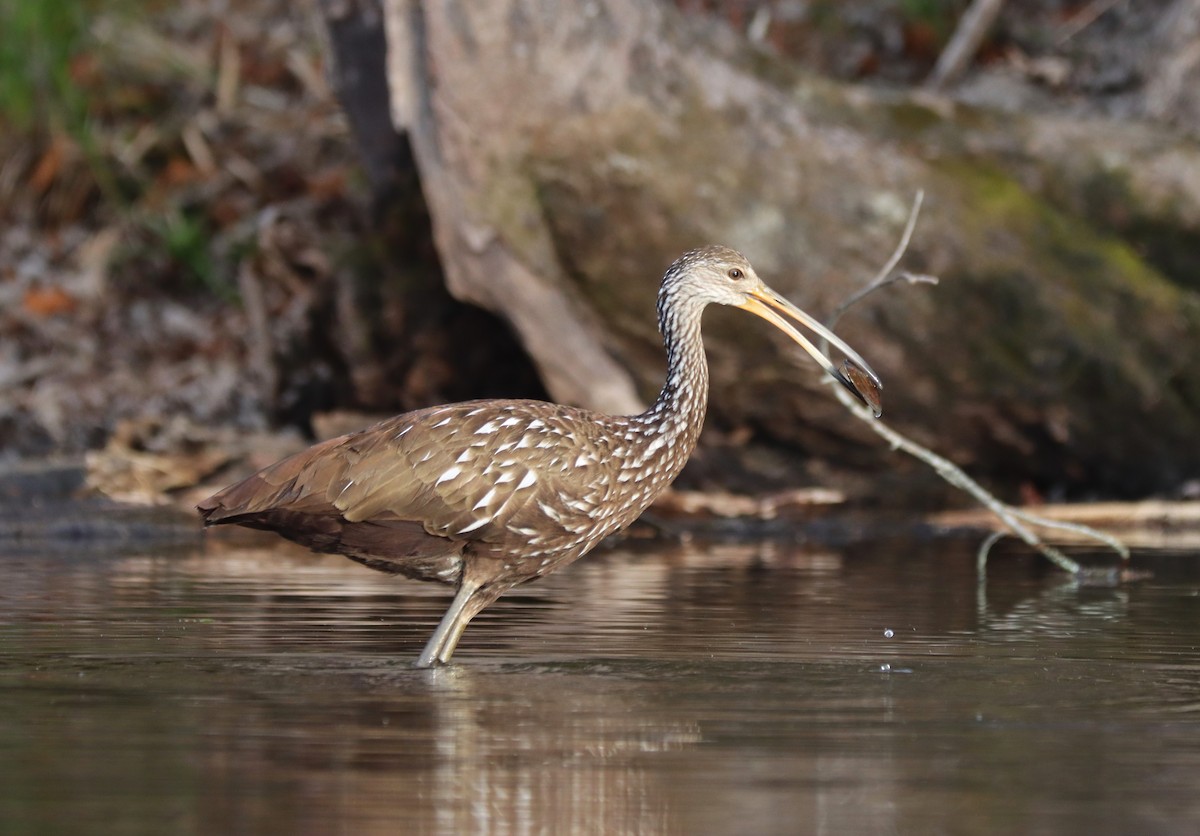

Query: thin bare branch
left=819, top=190, right=1129, bottom=574
left=976, top=531, right=1007, bottom=574
left=1056, top=0, right=1125, bottom=46
left=1005, top=507, right=1130, bottom=560
left=827, top=191, right=925, bottom=330
left=926, top=0, right=1006, bottom=90
left=895, top=271, right=940, bottom=287
left=827, top=380, right=1084, bottom=574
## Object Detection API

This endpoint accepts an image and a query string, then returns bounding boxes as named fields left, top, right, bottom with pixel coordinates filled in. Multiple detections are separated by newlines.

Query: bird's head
left=661, top=245, right=883, bottom=416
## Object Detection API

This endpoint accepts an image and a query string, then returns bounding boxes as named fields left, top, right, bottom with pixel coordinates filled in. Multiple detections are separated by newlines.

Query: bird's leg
left=415, top=578, right=481, bottom=668
left=414, top=559, right=514, bottom=667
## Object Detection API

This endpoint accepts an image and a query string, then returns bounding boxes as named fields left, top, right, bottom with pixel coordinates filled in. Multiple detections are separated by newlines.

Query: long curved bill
left=737, top=286, right=883, bottom=417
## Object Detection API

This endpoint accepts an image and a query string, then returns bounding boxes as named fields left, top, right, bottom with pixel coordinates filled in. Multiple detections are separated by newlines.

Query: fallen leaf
left=22, top=286, right=78, bottom=317
left=28, top=138, right=67, bottom=196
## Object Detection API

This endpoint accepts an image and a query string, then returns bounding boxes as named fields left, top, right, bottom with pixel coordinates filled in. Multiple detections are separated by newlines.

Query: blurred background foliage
left=0, top=0, right=95, bottom=135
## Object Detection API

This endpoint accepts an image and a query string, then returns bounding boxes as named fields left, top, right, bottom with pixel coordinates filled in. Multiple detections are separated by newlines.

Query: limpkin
left=198, top=246, right=881, bottom=667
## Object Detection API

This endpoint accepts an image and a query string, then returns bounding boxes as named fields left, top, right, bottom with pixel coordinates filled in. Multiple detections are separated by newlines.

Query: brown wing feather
left=309, top=401, right=614, bottom=543
left=198, top=399, right=631, bottom=577
left=196, top=416, right=463, bottom=580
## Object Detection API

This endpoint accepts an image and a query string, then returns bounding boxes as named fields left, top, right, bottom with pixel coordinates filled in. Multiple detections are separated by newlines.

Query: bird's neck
left=633, top=300, right=710, bottom=452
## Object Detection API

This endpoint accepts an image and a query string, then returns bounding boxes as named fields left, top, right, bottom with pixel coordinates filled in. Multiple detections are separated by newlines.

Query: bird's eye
left=727, top=268, right=743, bottom=280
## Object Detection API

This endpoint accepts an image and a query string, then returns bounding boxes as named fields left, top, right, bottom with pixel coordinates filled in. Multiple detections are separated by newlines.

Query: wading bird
left=198, top=246, right=881, bottom=666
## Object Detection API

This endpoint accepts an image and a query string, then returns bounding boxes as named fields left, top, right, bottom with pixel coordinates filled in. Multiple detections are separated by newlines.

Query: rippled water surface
left=2, top=524, right=1198, bottom=834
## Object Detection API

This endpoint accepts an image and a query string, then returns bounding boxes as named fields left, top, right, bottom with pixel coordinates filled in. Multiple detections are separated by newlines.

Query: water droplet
left=879, top=663, right=891, bottom=673
left=883, top=628, right=894, bottom=638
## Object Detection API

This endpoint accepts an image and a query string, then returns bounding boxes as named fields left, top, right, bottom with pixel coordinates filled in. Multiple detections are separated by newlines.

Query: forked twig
left=826, top=191, right=938, bottom=330
left=821, top=191, right=1130, bottom=575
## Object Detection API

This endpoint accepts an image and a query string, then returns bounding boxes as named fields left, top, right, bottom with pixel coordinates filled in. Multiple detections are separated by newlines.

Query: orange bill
left=737, top=286, right=883, bottom=417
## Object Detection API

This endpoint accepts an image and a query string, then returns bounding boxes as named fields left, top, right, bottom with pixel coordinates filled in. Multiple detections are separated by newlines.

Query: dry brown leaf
left=22, top=287, right=78, bottom=318
left=28, top=138, right=67, bottom=196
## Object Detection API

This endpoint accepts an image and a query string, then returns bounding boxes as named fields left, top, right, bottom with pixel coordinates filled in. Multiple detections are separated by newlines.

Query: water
left=1, top=524, right=1198, bottom=835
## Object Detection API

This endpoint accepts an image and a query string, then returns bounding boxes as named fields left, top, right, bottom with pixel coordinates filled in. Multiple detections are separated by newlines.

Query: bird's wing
left=201, top=401, right=617, bottom=551
left=332, top=402, right=613, bottom=547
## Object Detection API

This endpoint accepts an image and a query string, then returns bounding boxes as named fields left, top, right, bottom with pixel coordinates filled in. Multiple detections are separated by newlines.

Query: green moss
left=883, top=98, right=950, bottom=136
left=1071, top=167, right=1200, bottom=291
left=918, top=159, right=1194, bottom=404
left=940, top=160, right=1180, bottom=300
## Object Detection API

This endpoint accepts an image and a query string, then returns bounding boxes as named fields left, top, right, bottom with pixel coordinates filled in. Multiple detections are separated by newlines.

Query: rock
left=380, top=0, right=1200, bottom=499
